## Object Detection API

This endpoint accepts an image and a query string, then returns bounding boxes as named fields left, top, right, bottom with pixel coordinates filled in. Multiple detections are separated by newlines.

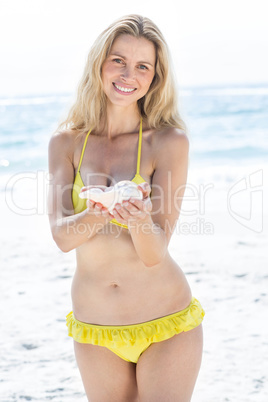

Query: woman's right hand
left=87, top=198, right=115, bottom=220
left=82, top=185, right=115, bottom=220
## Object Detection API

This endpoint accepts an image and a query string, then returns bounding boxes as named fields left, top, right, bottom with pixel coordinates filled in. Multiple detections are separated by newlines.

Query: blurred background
left=1, top=0, right=267, bottom=401
left=1, top=0, right=267, bottom=96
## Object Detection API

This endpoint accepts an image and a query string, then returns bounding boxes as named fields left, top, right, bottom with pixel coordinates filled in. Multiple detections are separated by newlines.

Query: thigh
left=136, top=324, right=203, bottom=402
left=74, top=341, right=138, bottom=402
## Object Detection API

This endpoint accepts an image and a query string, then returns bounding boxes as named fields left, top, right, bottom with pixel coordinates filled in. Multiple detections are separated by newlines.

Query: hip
left=71, top=267, right=192, bottom=325
left=66, top=297, right=205, bottom=363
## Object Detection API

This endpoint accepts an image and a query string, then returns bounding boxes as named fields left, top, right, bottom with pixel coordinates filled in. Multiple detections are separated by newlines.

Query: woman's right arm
left=47, top=131, right=112, bottom=252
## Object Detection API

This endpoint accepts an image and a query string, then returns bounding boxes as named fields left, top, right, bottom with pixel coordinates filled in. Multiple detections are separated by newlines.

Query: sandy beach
left=1, top=160, right=267, bottom=402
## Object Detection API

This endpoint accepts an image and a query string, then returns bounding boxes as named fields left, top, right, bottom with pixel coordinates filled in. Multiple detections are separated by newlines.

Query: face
left=101, top=34, right=156, bottom=107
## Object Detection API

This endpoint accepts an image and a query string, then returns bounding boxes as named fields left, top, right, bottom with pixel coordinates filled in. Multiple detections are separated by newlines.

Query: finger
left=130, top=197, right=152, bottom=214
left=143, top=198, right=152, bottom=212
left=101, top=207, right=109, bottom=217
left=138, top=183, right=151, bottom=198
left=114, top=204, right=127, bottom=217
left=112, top=208, right=125, bottom=222
left=129, top=198, right=144, bottom=210
left=94, top=202, right=104, bottom=216
left=138, top=182, right=151, bottom=191
left=102, top=206, right=115, bottom=220
left=86, top=199, right=95, bottom=209
left=122, top=201, right=140, bottom=216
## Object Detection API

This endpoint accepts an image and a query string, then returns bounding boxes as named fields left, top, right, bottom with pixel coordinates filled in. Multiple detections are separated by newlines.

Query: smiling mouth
left=113, top=83, right=137, bottom=93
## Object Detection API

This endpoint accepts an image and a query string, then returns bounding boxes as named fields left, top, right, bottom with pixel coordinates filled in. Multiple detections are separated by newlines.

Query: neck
left=100, top=102, right=141, bottom=139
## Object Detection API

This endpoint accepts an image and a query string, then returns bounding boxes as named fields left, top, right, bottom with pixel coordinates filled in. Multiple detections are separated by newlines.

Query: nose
left=120, top=66, right=136, bottom=82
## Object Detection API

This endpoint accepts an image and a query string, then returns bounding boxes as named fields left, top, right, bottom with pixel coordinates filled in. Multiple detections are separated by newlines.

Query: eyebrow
left=109, top=53, right=154, bottom=67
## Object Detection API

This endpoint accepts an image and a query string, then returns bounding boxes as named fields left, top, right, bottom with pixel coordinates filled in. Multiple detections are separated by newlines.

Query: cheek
left=142, top=73, right=155, bottom=90
left=102, top=63, right=115, bottom=81
left=149, top=71, right=155, bottom=84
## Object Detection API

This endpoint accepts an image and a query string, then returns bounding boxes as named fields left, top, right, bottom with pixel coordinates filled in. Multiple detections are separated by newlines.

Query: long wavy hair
left=57, top=14, right=186, bottom=133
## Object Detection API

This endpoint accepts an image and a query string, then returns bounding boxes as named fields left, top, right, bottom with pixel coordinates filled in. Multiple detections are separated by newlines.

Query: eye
left=139, top=65, right=148, bottom=70
left=113, top=58, right=123, bottom=64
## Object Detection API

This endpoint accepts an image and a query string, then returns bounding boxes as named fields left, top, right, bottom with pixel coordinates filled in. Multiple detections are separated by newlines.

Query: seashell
left=79, top=180, right=143, bottom=212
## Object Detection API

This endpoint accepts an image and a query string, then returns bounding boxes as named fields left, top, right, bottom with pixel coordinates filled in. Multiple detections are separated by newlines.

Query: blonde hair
left=58, top=14, right=186, bottom=133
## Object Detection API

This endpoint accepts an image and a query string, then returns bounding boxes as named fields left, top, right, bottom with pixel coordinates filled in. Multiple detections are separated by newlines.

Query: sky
left=0, top=0, right=267, bottom=97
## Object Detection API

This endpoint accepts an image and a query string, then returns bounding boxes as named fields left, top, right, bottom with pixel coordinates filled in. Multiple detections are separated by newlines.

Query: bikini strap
left=136, top=118, right=143, bottom=175
left=77, top=129, right=91, bottom=172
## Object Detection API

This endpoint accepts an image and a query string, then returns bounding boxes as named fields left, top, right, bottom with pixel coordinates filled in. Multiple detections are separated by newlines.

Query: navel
left=110, top=281, right=119, bottom=288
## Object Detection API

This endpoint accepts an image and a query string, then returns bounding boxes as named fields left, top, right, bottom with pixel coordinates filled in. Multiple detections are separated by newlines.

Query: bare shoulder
left=49, top=129, right=77, bottom=150
left=152, top=127, right=189, bottom=164
left=48, top=129, right=78, bottom=160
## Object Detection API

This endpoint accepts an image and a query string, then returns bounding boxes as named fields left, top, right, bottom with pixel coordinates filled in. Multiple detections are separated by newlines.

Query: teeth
left=114, top=84, right=135, bottom=93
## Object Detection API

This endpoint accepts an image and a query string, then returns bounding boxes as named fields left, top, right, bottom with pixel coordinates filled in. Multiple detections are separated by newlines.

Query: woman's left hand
left=112, top=182, right=152, bottom=225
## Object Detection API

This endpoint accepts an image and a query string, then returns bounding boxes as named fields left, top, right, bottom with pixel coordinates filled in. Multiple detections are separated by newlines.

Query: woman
left=48, top=14, right=205, bottom=402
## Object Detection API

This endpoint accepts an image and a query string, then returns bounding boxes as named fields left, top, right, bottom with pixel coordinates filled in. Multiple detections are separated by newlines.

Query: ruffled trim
left=66, top=297, right=205, bottom=347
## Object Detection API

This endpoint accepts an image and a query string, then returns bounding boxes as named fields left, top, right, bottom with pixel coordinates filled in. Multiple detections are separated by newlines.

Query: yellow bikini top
left=72, top=118, right=146, bottom=229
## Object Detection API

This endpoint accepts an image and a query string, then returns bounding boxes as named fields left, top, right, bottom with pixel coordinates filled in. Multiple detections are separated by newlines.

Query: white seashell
left=79, top=180, right=143, bottom=212
left=88, top=188, right=103, bottom=194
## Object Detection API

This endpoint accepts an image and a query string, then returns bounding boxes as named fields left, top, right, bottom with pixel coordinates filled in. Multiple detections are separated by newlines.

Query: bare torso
left=70, top=125, right=192, bottom=325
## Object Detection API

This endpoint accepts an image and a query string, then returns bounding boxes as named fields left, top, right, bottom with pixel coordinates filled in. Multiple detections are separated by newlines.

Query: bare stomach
left=71, top=227, right=192, bottom=325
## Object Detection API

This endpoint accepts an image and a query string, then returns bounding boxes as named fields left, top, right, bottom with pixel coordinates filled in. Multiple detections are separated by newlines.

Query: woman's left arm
left=112, top=129, right=189, bottom=267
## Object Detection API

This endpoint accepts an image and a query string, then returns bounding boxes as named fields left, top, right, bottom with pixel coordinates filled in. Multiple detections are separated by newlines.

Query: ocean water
left=1, top=84, right=268, bottom=179
left=182, top=85, right=268, bottom=165
left=0, top=95, right=71, bottom=176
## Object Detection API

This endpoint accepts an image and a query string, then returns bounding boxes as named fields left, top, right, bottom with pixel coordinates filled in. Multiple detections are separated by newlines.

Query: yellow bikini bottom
left=66, top=297, right=205, bottom=364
